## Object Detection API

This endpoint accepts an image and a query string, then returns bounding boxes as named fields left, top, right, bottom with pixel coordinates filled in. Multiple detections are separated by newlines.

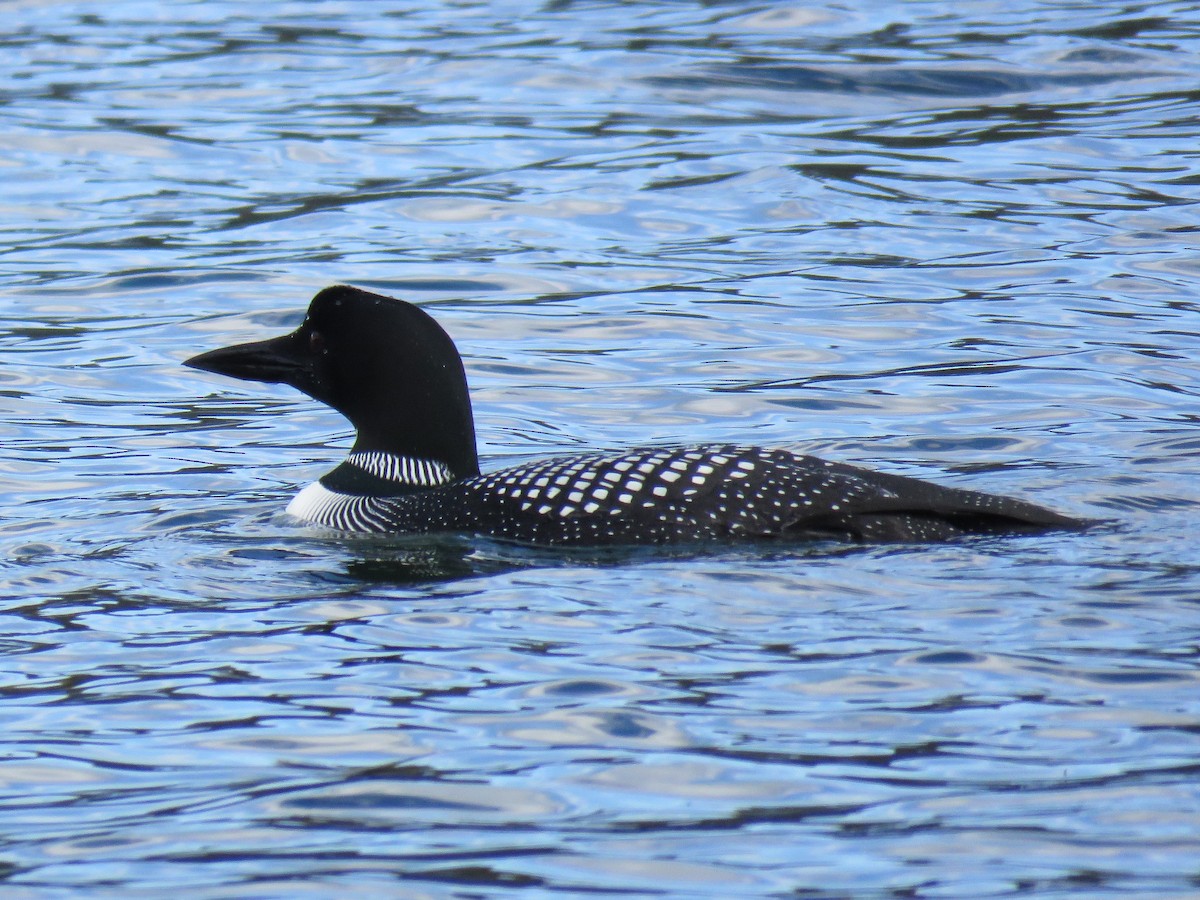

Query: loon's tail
left=777, top=457, right=1093, bottom=542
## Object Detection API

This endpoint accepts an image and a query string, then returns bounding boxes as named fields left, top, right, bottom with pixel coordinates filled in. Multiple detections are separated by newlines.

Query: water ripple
left=2, top=0, right=1200, bottom=896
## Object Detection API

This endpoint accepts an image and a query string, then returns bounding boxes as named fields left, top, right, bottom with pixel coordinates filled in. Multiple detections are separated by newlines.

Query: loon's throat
left=320, top=452, right=456, bottom=497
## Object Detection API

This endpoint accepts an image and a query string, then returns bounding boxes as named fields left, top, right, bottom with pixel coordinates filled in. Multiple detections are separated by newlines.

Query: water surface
left=3, top=1, right=1200, bottom=896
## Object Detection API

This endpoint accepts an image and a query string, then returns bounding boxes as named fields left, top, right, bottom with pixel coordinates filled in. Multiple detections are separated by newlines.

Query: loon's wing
left=722, top=450, right=1086, bottom=542
left=372, top=445, right=1085, bottom=545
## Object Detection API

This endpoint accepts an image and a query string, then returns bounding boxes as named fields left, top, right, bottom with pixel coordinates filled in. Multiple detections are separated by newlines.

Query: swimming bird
left=185, top=285, right=1086, bottom=545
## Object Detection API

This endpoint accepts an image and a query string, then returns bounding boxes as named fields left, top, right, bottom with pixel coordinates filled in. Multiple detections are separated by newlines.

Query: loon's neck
left=349, top=412, right=480, bottom=480
left=320, top=450, right=457, bottom=497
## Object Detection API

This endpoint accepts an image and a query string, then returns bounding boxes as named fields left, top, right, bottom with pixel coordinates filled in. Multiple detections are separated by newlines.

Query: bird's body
left=185, top=286, right=1087, bottom=546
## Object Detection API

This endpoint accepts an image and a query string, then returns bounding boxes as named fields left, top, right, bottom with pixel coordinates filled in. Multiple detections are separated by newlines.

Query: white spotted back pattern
left=285, top=444, right=1078, bottom=545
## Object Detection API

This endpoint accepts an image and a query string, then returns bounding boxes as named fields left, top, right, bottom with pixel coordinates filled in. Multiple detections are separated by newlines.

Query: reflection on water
left=2, top=0, right=1200, bottom=896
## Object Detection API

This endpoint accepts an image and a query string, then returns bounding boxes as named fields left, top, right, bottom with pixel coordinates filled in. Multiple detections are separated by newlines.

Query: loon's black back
left=287, top=444, right=1081, bottom=545
left=185, top=285, right=1089, bottom=547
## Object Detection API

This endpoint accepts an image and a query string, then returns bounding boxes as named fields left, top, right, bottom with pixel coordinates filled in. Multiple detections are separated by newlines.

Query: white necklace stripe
left=346, top=451, right=454, bottom=487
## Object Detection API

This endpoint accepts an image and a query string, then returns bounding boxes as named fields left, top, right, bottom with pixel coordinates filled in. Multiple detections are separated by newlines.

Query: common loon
left=185, top=285, right=1086, bottom=545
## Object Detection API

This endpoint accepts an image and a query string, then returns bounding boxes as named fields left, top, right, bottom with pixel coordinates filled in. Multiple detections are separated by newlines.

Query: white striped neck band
left=345, top=451, right=455, bottom=488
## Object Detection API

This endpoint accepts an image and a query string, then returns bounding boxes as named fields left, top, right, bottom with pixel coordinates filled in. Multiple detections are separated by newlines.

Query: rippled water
left=3, top=1, right=1200, bottom=895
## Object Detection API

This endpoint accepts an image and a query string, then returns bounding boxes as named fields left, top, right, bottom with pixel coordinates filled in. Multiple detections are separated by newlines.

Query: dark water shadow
left=650, top=61, right=1164, bottom=100
left=323, top=527, right=1080, bottom=587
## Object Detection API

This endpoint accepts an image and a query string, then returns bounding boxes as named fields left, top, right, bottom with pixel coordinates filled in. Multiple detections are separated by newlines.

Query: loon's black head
left=185, top=285, right=479, bottom=478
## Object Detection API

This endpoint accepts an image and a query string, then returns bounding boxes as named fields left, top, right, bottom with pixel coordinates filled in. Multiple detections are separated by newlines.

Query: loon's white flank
left=286, top=481, right=394, bottom=532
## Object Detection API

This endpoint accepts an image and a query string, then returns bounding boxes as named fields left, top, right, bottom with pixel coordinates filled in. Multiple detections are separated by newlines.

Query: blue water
left=3, top=1, right=1200, bottom=895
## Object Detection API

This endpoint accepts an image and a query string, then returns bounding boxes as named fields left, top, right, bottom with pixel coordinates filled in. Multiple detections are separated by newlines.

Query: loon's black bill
left=184, top=333, right=304, bottom=385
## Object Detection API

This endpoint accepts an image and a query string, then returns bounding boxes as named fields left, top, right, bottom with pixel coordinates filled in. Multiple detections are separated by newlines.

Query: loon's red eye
left=309, top=331, right=326, bottom=355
